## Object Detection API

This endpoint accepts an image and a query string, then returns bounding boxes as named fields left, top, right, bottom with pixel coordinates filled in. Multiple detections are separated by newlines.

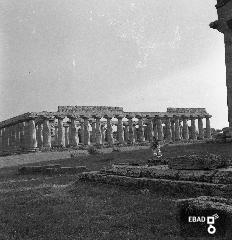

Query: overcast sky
left=0, top=0, right=227, bottom=128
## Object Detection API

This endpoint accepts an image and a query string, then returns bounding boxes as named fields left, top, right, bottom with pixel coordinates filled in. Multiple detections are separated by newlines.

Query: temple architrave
left=210, top=0, right=232, bottom=128
left=0, top=106, right=212, bottom=154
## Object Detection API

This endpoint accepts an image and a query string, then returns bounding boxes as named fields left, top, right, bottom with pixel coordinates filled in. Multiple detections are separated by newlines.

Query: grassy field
left=0, top=142, right=231, bottom=240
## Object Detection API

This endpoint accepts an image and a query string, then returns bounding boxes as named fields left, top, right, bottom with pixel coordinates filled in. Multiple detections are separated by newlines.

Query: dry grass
left=0, top=142, right=231, bottom=239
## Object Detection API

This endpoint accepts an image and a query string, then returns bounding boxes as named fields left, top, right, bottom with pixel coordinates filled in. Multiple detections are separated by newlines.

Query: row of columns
left=0, top=115, right=212, bottom=153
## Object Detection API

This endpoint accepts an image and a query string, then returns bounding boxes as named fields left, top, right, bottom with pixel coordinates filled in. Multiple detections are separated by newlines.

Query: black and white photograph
left=0, top=0, right=232, bottom=239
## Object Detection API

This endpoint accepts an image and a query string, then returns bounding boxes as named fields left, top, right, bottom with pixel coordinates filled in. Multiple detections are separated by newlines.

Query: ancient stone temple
left=0, top=106, right=212, bottom=154
left=210, top=0, right=232, bottom=128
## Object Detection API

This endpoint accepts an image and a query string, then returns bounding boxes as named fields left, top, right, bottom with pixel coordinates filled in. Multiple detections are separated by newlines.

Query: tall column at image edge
left=210, top=5, right=231, bottom=129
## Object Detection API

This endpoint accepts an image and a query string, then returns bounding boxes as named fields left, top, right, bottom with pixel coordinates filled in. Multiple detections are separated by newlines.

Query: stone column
left=182, top=116, right=189, bottom=140
left=64, top=123, right=69, bottom=147
left=14, top=123, right=20, bottom=150
left=117, top=117, right=124, bottom=144
left=147, top=118, right=154, bottom=142
left=101, top=124, right=105, bottom=144
left=190, top=117, right=197, bottom=140
left=128, top=117, right=135, bottom=144
left=37, top=122, right=43, bottom=148
left=3, top=127, right=9, bottom=152
left=25, top=119, right=37, bottom=151
left=124, top=124, right=129, bottom=143
left=134, top=125, right=138, bottom=142
left=1, top=128, right=5, bottom=152
left=57, top=116, right=65, bottom=147
left=137, top=117, right=145, bottom=142
left=95, top=117, right=102, bottom=145
left=69, top=116, right=79, bottom=147
left=153, top=119, right=158, bottom=140
left=18, top=122, right=25, bottom=149
left=174, top=116, right=180, bottom=141
left=6, top=126, right=10, bottom=151
left=210, top=9, right=232, bottom=128
left=157, top=117, right=164, bottom=141
left=91, top=121, right=96, bottom=144
left=42, top=117, right=52, bottom=149
left=79, top=121, right=84, bottom=144
left=106, top=117, right=114, bottom=146
left=179, top=120, right=183, bottom=139
left=7, top=125, right=12, bottom=151
left=83, top=117, right=90, bottom=145
left=206, top=116, right=212, bottom=139
left=0, top=128, right=2, bottom=153
left=171, top=120, right=175, bottom=142
left=198, top=117, right=204, bottom=140
left=54, top=125, right=59, bottom=146
left=165, top=116, right=172, bottom=142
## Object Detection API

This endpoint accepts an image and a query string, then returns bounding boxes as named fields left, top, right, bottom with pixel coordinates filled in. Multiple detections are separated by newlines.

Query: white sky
left=0, top=0, right=228, bottom=129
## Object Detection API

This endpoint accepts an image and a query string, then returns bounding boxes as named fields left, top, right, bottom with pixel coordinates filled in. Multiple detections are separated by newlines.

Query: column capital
left=54, top=114, right=66, bottom=120
left=135, top=115, right=143, bottom=119
left=104, top=114, right=114, bottom=119
left=190, top=115, right=197, bottom=120
left=80, top=115, right=89, bottom=119
left=67, top=114, right=78, bottom=120
left=181, top=115, right=189, bottom=120
left=173, top=115, right=180, bottom=119
left=115, top=114, right=124, bottom=119
left=40, top=114, right=54, bottom=121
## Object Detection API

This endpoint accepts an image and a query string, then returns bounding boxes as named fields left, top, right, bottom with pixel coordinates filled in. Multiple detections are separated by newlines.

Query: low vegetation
left=0, top=142, right=231, bottom=239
